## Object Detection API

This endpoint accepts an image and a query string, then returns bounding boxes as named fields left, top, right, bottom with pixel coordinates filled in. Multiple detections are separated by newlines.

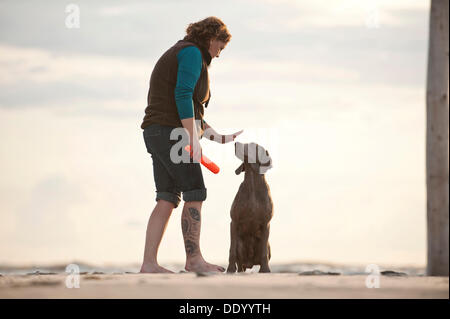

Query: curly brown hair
left=183, top=16, right=232, bottom=51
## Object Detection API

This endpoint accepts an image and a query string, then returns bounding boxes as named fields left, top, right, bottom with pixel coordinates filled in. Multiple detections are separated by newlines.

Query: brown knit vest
left=140, top=40, right=211, bottom=134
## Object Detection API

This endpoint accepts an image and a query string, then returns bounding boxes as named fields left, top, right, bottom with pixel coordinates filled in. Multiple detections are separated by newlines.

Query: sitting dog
left=227, top=142, right=274, bottom=273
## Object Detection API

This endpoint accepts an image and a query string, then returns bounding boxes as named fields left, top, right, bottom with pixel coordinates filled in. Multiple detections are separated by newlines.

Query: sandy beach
left=0, top=273, right=448, bottom=299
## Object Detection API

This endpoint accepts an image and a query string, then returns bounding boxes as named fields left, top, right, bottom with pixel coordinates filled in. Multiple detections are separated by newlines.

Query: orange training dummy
left=184, top=145, right=220, bottom=174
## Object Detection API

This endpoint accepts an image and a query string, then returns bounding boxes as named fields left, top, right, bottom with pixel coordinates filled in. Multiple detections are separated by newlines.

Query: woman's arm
left=203, top=120, right=243, bottom=144
left=203, top=120, right=221, bottom=142
left=175, top=46, right=202, bottom=120
left=175, top=47, right=203, bottom=161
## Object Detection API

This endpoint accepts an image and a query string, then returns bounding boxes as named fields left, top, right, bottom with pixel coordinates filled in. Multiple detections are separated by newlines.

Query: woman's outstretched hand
left=220, top=130, right=244, bottom=144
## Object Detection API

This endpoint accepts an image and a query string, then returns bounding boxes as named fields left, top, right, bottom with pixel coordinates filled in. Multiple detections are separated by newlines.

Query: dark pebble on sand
left=29, top=280, right=62, bottom=286
left=381, top=270, right=407, bottom=277
left=26, top=271, right=57, bottom=275
left=83, top=275, right=102, bottom=280
left=196, top=272, right=216, bottom=277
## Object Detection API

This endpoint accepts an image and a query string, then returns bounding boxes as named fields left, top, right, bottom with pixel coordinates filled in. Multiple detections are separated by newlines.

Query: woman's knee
left=156, top=192, right=181, bottom=208
left=156, top=198, right=177, bottom=210
left=182, top=188, right=207, bottom=202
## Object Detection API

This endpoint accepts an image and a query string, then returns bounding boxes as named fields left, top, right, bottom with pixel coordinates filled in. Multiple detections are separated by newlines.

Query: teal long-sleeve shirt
left=174, top=46, right=203, bottom=119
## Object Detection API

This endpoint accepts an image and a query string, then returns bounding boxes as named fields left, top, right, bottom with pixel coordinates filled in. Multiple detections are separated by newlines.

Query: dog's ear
left=235, top=163, right=245, bottom=175
left=253, top=147, right=272, bottom=174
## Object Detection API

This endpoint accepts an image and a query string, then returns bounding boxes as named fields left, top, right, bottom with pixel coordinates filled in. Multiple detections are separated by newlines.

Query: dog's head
left=234, top=142, right=273, bottom=175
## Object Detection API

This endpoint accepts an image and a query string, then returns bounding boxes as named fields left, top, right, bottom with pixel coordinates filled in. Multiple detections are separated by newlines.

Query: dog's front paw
left=259, top=265, right=271, bottom=273
left=226, top=264, right=237, bottom=273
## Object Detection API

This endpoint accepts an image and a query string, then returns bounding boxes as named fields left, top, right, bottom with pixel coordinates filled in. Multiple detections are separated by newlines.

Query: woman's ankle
left=141, top=259, right=159, bottom=267
left=185, top=255, right=205, bottom=265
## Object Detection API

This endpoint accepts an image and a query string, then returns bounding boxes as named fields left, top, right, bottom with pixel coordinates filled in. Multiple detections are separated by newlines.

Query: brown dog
left=227, top=142, right=274, bottom=273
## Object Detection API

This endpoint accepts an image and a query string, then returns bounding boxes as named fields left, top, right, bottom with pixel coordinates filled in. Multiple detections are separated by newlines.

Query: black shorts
left=143, top=123, right=207, bottom=208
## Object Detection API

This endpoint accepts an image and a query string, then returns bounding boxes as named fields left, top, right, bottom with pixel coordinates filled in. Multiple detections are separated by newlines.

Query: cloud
left=0, top=44, right=154, bottom=85
left=0, top=33, right=427, bottom=115
left=0, top=0, right=429, bottom=59
left=0, top=44, right=151, bottom=112
left=247, top=0, right=429, bottom=29
left=0, top=0, right=209, bottom=58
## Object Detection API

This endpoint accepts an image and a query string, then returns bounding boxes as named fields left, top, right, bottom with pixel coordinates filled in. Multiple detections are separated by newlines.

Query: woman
left=140, top=17, right=243, bottom=273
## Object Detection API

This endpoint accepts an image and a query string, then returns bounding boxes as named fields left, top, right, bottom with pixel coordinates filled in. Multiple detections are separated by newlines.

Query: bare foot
left=185, top=258, right=225, bottom=273
left=140, top=263, right=174, bottom=274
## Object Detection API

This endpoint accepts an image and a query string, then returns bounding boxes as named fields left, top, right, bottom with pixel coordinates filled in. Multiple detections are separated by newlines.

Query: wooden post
left=426, top=0, right=449, bottom=276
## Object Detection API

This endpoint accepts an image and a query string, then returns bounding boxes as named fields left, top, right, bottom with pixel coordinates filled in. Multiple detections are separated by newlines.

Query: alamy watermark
left=65, top=4, right=80, bottom=29
left=364, top=2, right=380, bottom=29
left=167, top=120, right=278, bottom=168
left=365, top=264, right=380, bottom=288
left=65, top=263, right=80, bottom=288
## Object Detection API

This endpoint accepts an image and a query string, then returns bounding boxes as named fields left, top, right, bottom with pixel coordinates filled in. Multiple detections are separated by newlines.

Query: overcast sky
left=0, top=0, right=432, bottom=268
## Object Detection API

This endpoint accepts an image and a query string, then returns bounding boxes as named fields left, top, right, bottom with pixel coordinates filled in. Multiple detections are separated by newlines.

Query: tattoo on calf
left=189, top=207, right=200, bottom=221
left=182, top=207, right=201, bottom=257
left=182, top=218, right=189, bottom=233
left=185, top=239, right=197, bottom=255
